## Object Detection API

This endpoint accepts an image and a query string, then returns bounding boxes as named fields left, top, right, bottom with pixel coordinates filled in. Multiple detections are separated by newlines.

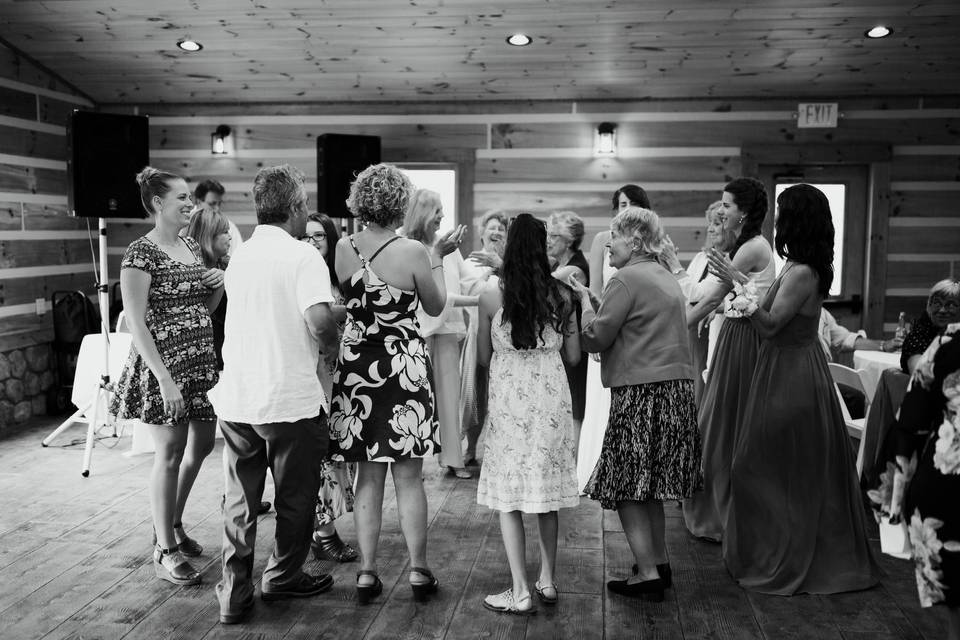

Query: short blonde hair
left=611, top=206, right=665, bottom=258
left=547, top=211, right=585, bottom=251
left=346, top=163, right=412, bottom=227
left=928, top=278, right=960, bottom=305
left=404, top=188, right=442, bottom=242
left=477, top=210, right=508, bottom=237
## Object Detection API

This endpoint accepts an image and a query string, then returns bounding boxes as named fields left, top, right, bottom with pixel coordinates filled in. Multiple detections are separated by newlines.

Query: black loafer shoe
left=219, top=598, right=254, bottom=624
left=261, top=573, right=334, bottom=601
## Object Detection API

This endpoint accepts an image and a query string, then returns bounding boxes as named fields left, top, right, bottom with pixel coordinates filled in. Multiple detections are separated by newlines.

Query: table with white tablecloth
left=853, top=349, right=901, bottom=401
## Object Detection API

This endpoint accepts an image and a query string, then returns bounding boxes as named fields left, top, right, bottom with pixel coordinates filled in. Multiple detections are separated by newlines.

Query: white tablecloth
left=853, top=350, right=901, bottom=401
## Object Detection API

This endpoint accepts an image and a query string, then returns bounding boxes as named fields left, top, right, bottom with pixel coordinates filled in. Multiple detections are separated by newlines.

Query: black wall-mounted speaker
left=67, top=110, right=150, bottom=219
left=316, top=133, right=381, bottom=218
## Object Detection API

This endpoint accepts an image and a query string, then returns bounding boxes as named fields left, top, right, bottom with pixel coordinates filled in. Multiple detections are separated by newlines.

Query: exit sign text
left=797, top=103, right=839, bottom=128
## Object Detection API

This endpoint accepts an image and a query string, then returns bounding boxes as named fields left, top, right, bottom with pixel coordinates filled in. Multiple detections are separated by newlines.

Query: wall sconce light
left=595, top=122, right=617, bottom=157
left=211, top=125, right=233, bottom=155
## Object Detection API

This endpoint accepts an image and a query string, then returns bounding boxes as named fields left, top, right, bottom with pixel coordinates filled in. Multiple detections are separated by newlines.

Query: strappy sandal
left=173, top=522, right=203, bottom=557
left=409, top=566, right=439, bottom=602
left=311, top=531, right=359, bottom=562
left=482, top=588, right=536, bottom=615
left=534, top=580, right=558, bottom=605
left=356, top=569, right=383, bottom=605
left=153, top=544, right=201, bottom=586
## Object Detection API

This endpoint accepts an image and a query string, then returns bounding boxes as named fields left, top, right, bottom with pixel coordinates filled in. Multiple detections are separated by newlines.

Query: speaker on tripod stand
left=317, top=134, right=380, bottom=234
left=42, top=110, right=149, bottom=476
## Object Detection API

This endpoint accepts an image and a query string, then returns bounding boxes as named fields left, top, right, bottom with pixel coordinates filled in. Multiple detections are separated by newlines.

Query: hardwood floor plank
left=0, top=539, right=101, bottom=614
left=746, top=592, right=843, bottom=640
left=523, top=593, right=603, bottom=640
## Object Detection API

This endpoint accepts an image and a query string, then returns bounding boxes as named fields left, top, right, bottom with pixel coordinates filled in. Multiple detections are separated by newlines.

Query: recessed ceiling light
left=177, top=38, right=203, bottom=52
left=865, top=25, right=891, bottom=39
left=506, top=33, right=532, bottom=47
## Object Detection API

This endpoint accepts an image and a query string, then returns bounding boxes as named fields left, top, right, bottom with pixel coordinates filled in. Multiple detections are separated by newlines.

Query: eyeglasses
left=929, top=298, right=959, bottom=313
left=301, top=232, right=326, bottom=241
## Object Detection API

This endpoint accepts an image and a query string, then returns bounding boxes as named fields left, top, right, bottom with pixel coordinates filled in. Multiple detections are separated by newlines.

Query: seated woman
left=894, top=322, right=960, bottom=639
left=901, top=279, right=960, bottom=374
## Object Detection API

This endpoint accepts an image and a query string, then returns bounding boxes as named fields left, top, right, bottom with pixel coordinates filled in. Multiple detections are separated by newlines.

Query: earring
left=739, top=216, right=745, bottom=224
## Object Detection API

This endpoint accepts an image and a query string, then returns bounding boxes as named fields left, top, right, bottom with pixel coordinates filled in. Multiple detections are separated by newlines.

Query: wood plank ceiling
left=0, top=0, right=959, bottom=104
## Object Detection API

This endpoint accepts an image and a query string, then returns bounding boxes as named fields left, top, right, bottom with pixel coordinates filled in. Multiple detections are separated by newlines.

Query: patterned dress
left=109, top=236, right=217, bottom=424
left=328, top=236, right=440, bottom=462
left=477, top=309, right=580, bottom=513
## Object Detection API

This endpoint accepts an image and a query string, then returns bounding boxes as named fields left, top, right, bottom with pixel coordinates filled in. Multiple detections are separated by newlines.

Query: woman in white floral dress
left=476, top=213, right=581, bottom=615
left=894, top=323, right=960, bottom=638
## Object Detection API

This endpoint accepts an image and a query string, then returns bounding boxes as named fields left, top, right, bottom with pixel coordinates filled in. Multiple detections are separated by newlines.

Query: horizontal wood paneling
left=475, top=157, right=739, bottom=183
left=0, top=44, right=92, bottom=336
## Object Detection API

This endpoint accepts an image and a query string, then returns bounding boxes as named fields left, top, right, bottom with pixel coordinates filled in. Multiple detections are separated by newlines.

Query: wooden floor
left=0, top=417, right=949, bottom=640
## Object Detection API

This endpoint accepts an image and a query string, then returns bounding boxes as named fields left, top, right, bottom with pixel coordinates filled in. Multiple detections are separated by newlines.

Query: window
left=773, top=183, right=845, bottom=297
left=396, top=164, right=457, bottom=237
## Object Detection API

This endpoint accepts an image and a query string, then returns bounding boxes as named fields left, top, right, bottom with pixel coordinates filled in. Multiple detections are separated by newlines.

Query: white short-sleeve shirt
left=208, top=224, right=333, bottom=424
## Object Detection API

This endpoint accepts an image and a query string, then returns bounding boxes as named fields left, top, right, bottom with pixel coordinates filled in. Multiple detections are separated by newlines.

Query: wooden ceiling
left=1, top=0, right=959, bottom=104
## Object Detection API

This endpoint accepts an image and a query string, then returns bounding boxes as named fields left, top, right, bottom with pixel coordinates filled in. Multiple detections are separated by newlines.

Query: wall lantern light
left=211, top=125, right=233, bottom=155
left=595, top=122, right=617, bottom=157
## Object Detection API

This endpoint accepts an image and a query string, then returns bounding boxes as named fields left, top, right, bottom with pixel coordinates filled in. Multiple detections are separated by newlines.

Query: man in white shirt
left=818, top=308, right=902, bottom=362
left=209, top=165, right=338, bottom=624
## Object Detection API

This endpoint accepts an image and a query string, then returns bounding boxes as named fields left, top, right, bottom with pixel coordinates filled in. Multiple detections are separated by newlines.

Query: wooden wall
left=0, top=43, right=97, bottom=348
left=101, top=97, right=960, bottom=337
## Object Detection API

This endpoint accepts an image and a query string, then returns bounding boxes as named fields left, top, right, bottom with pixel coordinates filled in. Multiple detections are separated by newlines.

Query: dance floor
left=0, top=417, right=947, bottom=640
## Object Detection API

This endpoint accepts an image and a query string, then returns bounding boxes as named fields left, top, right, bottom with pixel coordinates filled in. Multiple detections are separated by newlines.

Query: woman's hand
left=200, top=267, right=225, bottom=289
left=433, top=225, right=466, bottom=257
left=158, top=376, right=185, bottom=422
left=707, top=247, right=747, bottom=287
left=659, top=235, right=683, bottom=273
left=469, top=250, right=502, bottom=271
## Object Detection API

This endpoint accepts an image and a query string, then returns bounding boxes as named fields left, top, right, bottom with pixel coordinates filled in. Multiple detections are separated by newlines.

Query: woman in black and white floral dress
left=327, top=163, right=465, bottom=605
left=895, top=323, right=960, bottom=639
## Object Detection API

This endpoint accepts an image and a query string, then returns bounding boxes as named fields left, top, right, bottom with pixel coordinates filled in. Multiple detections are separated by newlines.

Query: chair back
left=827, top=362, right=870, bottom=477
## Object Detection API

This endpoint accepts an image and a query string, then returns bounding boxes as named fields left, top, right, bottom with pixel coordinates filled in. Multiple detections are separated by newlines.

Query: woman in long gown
left=576, top=184, right=650, bottom=491
left=716, top=183, right=879, bottom=595
left=476, top=213, right=581, bottom=615
left=682, top=178, right=775, bottom=542
left=328, top=164, right=465, bottom=604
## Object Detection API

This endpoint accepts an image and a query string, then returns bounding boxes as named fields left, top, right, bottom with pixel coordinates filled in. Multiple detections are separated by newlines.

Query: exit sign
left=797, top=103, right=839, bottom=128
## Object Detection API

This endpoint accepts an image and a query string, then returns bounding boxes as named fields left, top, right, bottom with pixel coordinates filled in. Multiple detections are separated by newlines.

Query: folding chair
left=828, top=362, right=871, bottom=477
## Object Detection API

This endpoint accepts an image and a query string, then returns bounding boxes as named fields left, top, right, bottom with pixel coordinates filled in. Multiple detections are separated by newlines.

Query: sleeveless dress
left=576, top=251, right=616, bottom=490
left=477, top=309, right=580, bottom=513
left=723, top=275, right=879, bottom=594
left=110, top=236, right=217, bottom=425
left=328, top=236, right=440, bottom=463
left=683, top=245, right=776, bottom=541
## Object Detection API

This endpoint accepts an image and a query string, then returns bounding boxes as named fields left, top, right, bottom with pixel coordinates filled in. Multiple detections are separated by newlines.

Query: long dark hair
left=775, top=184, right=834, bottom=296
left=612, top=183, right=651, bottom=210
left=307, top=212, right=341, bottom=288
left=724, top=177, right=768, bottom=258
left=500, top=213, right=569, bottom=349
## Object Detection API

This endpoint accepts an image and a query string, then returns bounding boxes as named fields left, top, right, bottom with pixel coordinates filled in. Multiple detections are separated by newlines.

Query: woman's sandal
left=534, top=580, right=558, bottom=605
left=173, top=523, right=203, bottom=557
left=356, top=570, right=383, bottom=605
left=153, top=544, right=201, bottom=586
left=482, top=588, right=536, bottom=615
left=311, top=531, right=359, bottom=562
left=409, top=567, right=439, bottom=602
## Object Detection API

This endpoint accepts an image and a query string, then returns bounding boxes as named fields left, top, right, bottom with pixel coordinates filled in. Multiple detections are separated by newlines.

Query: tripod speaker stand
left=42, top=218, right=120, bottom=477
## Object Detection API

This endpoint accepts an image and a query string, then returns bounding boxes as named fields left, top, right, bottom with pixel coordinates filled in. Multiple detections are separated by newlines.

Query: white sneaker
left=482, top=588, right=536, bottom=615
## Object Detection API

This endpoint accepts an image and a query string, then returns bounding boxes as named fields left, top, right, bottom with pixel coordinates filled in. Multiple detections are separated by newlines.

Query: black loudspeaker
left=67, top=110, right=150, bottom=218
left=317, top=133, right=381, bottom=218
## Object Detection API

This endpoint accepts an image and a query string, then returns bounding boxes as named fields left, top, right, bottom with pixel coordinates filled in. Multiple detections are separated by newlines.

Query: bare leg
left=391, top=458, right=431, bottom=583
left=149, top=422, right=189, bottom=549
left=173, top=419, right=216, bottom=533
left=354, top=461, right=387, bottom=585
left=616, top=499, right=659, bottom=583
left=315, top=521, right=337, bottom=537
left=536, top=511, right=559, bottom=589
left=499, top=510, right=529, bottom=596
left=647, top=500, right=668, bottom=565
